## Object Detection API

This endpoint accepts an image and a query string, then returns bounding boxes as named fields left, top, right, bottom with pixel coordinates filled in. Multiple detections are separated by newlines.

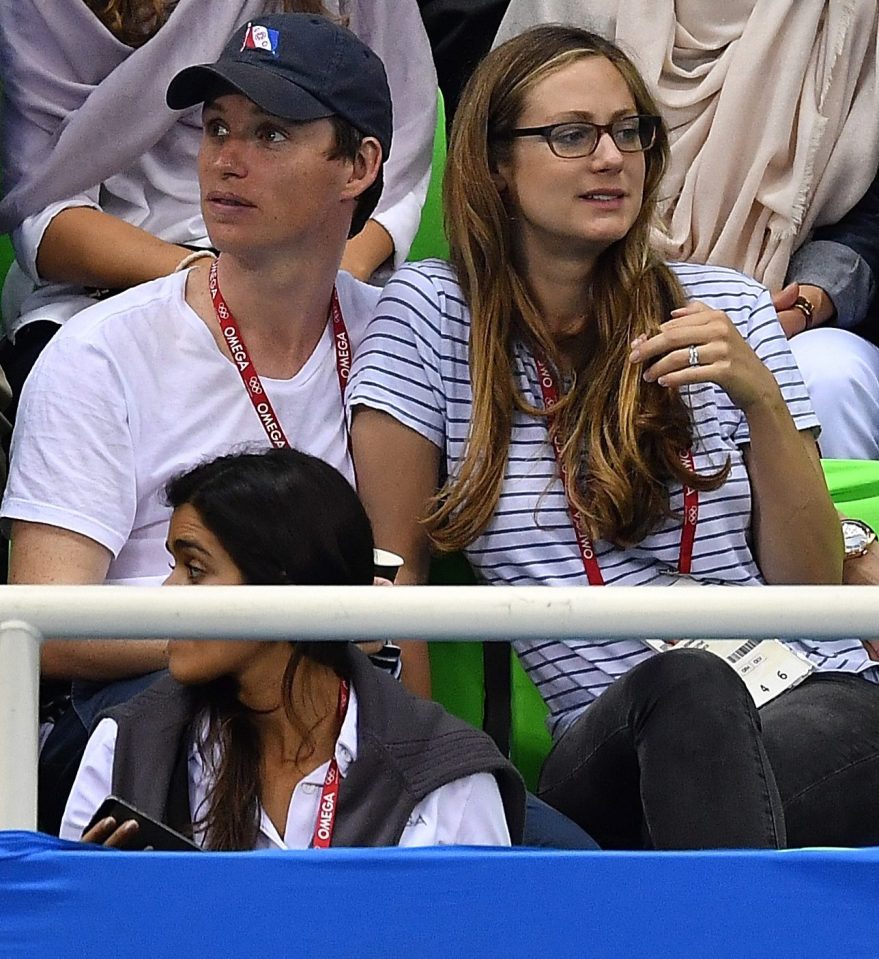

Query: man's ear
left=342, top=136, right=382, bottom=201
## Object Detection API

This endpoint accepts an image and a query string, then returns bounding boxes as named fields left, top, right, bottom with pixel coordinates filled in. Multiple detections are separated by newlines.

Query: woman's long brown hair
left=84, top=0, right=333, bottom=46
left=192, top=643, right=349, bottom=851
left=431, top=25, right=728, bottom=552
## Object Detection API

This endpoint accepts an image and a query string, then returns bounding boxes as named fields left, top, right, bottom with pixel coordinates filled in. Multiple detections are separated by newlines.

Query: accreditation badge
left=645, top=575, right=814, bottom=707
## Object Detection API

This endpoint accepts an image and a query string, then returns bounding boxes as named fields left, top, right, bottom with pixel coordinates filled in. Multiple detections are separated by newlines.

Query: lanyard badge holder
left=535, top=355, right=813, bottom=708
left=645, top=637, right=814, bottom=708
left=209, top=257, right=350, bottom=450
left=643, top=574, right=814, bottom=708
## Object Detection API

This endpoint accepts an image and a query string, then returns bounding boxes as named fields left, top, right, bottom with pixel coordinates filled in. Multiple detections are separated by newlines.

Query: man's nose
left=214, top=138, right=246, bottom=176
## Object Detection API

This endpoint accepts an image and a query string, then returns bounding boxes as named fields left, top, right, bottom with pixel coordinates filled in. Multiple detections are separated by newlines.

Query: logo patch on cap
left=241, top=22, right=280, bottom=56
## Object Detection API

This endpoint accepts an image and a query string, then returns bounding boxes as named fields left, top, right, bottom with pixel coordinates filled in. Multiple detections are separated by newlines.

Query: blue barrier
left=2, top=831, right=878, bottom=958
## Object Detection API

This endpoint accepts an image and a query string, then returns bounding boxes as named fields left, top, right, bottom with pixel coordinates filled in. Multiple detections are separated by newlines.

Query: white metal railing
left=2, top=584, right=878, bottom=830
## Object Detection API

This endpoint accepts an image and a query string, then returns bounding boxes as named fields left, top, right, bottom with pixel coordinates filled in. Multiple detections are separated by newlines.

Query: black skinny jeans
left=538, top=648, right=879, bottom=850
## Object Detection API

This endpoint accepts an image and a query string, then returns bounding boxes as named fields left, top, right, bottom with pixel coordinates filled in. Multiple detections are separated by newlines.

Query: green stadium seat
left=406, top=91, right=449, bottom=263
left=428, top=553, right=483, bottom=731
left=822, top=458, right=879, bottom=530
left=0, top=234, right=14, bottom=336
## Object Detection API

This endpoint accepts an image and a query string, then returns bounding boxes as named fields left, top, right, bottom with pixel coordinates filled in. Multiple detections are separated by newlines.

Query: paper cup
left=373, top=548, right=404, bottom=583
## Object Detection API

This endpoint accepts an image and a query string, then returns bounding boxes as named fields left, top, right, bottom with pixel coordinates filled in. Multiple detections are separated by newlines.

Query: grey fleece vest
left=105, top=647, right=526, bottom=846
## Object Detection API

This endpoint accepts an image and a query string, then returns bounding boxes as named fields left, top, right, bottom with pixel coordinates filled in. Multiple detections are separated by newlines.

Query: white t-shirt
left=1, top=268, right=378, bottom=585
left=347, top=259, right=879, bottom=735
left=59, top=684, right=511, bottom=848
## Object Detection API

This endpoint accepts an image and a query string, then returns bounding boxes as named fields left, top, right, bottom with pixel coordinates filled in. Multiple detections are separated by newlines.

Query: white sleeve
left=59, top=718, right=119, bottom=841
left=399, top=772, right=512, bottom=847
left=0, top=0, right=101, bottom=261
left=0, top=331, right=137, bottom=555
left=12, top=192, right=101, bottom=284
left=349, top=0, right=437, bottom=264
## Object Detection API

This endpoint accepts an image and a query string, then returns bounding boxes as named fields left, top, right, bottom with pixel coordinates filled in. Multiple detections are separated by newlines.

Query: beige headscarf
left=495, top=0, right=879, bottom=289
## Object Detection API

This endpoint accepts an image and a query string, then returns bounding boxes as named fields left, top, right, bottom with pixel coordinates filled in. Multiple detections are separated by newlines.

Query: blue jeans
left=38, top=671, right=165, bottom=835
left=522, top=793, right=599, bottom=849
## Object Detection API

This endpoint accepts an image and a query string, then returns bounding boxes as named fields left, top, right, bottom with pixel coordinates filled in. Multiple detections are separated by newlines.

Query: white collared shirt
left=60, top=685, right=511, bottom=849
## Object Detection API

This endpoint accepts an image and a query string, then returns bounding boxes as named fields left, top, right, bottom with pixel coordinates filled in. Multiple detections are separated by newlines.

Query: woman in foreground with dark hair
left=348, top=25, right=879, bottom=850
left=59, top=448, right=522, bottom=850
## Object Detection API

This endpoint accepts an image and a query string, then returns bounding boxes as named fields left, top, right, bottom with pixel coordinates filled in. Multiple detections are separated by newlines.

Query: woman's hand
left=81, top=816, right=140, bottom=849
left=629, top=301, right=781, bottom=414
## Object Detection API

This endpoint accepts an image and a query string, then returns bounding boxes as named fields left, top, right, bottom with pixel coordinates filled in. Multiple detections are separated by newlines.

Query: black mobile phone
left=86, top=795, right=200, bottom=852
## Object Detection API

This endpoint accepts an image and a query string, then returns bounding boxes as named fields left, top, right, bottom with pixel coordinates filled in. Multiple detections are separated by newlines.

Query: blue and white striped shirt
left=348, top=259, right=876, bottom=735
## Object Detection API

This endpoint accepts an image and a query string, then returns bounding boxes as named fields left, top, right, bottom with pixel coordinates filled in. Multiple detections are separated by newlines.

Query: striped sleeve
left=347, top=262, right=450, bottom=450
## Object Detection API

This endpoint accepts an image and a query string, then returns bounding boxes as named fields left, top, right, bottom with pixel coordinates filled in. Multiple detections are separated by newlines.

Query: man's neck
left=188, top=249, right=343, bottom=379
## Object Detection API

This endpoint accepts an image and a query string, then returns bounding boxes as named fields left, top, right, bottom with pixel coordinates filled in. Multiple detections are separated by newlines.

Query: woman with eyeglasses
left=491, top=1, right=879, bottom=463
left=346, top=25, right=879, bottom=850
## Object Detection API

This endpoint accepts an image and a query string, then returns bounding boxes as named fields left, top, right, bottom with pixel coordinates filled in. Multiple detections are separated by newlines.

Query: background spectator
left=782, top=168, right=879, bottom=458
left=416, top=0, right=509, bottom=121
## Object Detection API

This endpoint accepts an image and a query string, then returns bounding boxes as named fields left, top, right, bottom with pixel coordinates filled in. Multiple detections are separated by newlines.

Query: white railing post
left=0, top=620, right=41, bottom=831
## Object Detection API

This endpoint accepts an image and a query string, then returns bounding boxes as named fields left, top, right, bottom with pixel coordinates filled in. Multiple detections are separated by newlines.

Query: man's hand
left=772, top=283, right=836, bottom=338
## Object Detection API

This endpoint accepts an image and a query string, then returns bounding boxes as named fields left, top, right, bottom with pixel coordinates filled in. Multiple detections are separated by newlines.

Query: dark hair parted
left=165, top=446, right=374, bottom=589
left=432, top=25, right=728, bottom=552
left=83, top=0, right=334, bottom=47
left=164, top=446, right=374, bottom=850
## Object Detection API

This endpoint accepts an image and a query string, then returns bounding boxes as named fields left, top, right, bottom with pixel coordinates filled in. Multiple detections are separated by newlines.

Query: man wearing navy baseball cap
left=5, top=13, right=430, bottom=834
left=167, top=13, right=393, bottom=238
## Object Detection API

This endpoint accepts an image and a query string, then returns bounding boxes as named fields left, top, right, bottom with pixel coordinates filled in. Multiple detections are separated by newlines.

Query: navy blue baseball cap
left=167, top=13, right=393, bottom=159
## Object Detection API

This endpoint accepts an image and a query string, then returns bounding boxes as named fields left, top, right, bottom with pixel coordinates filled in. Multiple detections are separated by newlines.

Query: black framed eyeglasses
left=508, top=116, right=661, bottom=158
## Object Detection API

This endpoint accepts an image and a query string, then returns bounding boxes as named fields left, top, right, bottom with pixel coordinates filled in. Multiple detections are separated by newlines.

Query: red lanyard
left=209, top=259, right=351, bottom=449
left=312, top=678, right=350, bottom=850
left=534, top=356, right=698, bottom=584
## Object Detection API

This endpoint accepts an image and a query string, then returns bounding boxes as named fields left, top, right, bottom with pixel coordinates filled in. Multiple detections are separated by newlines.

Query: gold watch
left=841, top=519, right=877, bottom=559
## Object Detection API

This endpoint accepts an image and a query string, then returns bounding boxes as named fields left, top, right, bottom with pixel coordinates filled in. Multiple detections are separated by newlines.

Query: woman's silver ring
left=688, top=345, right=700, bottom=368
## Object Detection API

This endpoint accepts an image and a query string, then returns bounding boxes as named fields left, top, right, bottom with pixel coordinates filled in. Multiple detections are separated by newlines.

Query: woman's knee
left=626, top=647, right=752, bottom=714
